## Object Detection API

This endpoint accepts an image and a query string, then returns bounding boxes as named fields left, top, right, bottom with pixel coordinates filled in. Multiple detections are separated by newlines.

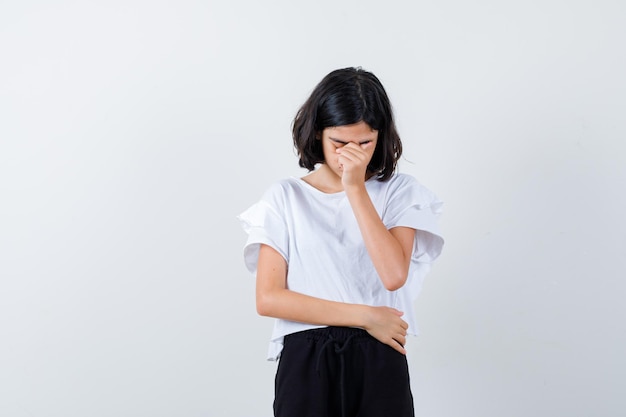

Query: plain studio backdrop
left=1, top=1, right=625, bottom=416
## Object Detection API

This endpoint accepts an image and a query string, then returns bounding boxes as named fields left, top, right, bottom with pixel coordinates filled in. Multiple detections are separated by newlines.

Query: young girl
left=239, top=67, right=444, bottom=417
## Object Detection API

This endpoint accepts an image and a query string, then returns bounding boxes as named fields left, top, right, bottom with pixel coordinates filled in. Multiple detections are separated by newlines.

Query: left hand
left=336, top=142, right=374, bottom=188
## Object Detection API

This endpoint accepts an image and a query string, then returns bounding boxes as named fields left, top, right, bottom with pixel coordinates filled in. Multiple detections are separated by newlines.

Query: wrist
left=354, top=304, right=373, bottom=329
left=342, top=180, right=367, bottom=196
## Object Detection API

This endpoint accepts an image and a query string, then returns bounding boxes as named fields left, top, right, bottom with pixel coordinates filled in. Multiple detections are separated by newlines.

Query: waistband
left=285, top=326, right=372, bottom=344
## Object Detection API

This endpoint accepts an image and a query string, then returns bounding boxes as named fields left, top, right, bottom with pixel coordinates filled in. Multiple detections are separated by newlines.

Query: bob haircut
left=292, top=67, right=402, bottom=181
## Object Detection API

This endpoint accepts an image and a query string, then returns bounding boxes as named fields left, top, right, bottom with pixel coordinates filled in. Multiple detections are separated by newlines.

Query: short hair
left=292, top=67, right=402, bottom=181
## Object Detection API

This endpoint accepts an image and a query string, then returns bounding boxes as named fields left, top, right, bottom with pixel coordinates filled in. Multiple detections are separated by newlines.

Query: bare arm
left=346, top=188, right=415, bottom=291
left=338, top=143, right=415, bottom=291
left=256, top=244, right=409, bottom=354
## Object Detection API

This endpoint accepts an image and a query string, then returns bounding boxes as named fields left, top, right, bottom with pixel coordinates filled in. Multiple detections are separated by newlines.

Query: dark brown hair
left=292, top=67, right=402, bottom=181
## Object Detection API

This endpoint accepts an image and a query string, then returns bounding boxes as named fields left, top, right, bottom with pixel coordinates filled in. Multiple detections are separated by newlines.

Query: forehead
left=323, top=121, right=378, bottom=140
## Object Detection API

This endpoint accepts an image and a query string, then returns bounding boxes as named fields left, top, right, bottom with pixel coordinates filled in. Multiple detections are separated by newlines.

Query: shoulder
left=262, top=177, right=300, bottom=196
left=386, top=172, right=418, bottom=188
left=240, top=178, right=301, bottom=227
left=259, top=177, right=302, bottom=206
left=379, top=173, right=433, bottom=195
left=379, top=173, right=442, bottom=209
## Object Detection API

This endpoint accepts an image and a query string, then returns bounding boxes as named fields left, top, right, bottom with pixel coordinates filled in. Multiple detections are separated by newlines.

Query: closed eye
left=331, top=138, right=348, bottom=146
left=330, top=138, right=373, bottom=146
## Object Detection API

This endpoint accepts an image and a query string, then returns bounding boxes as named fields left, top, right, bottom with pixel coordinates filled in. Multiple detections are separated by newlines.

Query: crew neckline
left=292, top=176, right=377, bottom=196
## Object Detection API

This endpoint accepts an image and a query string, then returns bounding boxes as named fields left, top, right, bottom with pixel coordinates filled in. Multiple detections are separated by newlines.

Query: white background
left=1, top=1, right=625, bottom=416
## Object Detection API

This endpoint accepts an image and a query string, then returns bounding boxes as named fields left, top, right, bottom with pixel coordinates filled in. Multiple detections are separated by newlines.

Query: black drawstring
left=315, top=332, right=356, bottom=417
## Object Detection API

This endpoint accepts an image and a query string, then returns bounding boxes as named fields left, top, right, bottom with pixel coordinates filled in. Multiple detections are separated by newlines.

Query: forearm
left=345, top=183, right=412, bottom=291
left=257, top=286, right=408, bottom=354
left=257, top=287, right=369, bottom=328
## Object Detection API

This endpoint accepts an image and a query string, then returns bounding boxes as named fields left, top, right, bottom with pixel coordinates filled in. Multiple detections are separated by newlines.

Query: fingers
left=377, top=329, right=406, bottom=355
left=364, top=306, right=410, bottom=355
left=389, top=332, right=407, bottom=354
left=391, top=340, right=407, bottom=355
left=336, top=142, right=369, bottom=162
left=390, top=316, right=408, bottom=354
left=392, top=327, right=408, bottom=354
left=335, top=142, right=374, bottom=185
left=336, top=153, right=364, bottom=170
left=394, top=332, right=407, bottom=347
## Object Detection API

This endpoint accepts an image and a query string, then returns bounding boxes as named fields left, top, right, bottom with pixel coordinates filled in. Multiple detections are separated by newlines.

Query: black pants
left=274, top=327, right=415, bottom=417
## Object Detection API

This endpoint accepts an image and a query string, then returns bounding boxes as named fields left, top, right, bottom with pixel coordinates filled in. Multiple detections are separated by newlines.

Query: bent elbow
left=382, top=273, right=408, bottom=292
left=256, top=295, right=272, bottom=317
left=384, top=281, right=405, bottom=292
left=256, top=290, right=280, bottom=317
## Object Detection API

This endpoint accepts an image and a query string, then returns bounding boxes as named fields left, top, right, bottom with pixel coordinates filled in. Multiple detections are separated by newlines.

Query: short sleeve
left=237, top=197, right=289, bottom=276
left=383, top=175, right=444, bottom=299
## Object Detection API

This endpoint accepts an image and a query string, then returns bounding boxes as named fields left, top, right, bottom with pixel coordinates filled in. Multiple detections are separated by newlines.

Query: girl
left=239, top=67, right=444, bottom=417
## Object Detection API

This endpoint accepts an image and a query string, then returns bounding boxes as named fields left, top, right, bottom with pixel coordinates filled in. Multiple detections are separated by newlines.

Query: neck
left=300, top=165, right=341, bottom=194
left=302, top=165, right=373, bottom=194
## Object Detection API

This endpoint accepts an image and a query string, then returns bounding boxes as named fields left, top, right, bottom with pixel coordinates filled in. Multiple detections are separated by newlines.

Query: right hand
left=363, top=306, right=409, bottom=354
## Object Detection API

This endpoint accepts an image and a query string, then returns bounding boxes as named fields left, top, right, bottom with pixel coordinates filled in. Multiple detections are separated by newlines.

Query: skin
left=256, top=121, right=416, bottom=354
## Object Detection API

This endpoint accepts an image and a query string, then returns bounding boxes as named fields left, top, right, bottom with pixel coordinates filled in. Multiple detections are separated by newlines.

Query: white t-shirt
left=238, top=173, right=444, bottom=360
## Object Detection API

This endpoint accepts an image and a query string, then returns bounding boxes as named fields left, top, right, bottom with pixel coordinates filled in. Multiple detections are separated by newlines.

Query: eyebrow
left=329, top=137, right=374, bottom=145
